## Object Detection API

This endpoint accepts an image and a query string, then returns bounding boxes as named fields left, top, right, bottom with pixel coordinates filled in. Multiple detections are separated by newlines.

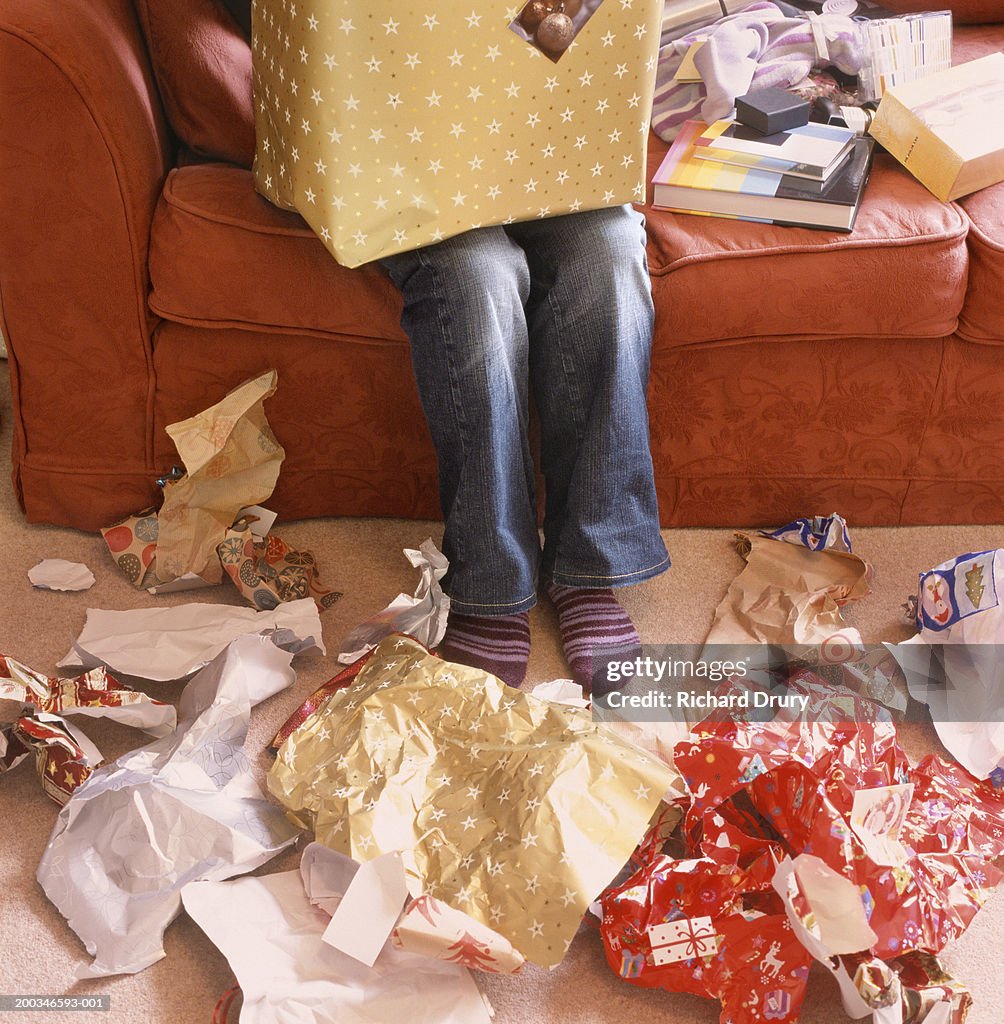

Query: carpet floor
left=1, top=360, right=1002, bottom=1024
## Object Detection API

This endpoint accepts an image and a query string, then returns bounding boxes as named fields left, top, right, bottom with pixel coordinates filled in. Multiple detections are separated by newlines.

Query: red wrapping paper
left=599, top=668, right=1004, bottom=1022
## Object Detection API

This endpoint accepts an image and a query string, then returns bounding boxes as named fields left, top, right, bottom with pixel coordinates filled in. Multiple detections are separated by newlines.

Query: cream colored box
left=252, top=0, right=662, bottom=267
left=869, top=51, right=1004, bottom=202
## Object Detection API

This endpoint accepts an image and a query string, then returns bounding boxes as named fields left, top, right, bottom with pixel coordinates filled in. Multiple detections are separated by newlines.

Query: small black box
left=735, top=88, right=811, bottom=136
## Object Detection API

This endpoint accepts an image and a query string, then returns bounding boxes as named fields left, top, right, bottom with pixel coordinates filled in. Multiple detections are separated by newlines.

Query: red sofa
left=1, top=0, right=1002, bottom=532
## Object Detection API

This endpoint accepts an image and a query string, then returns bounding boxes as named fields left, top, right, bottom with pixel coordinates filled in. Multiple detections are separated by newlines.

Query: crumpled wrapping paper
left=102, top=370, right=285, bottom=588
left=27, top=558, right=96, bottom=591
left=706, top=513, right=872, bottom=647
left=392, top=894, right=525, bottom=974
left=182, top=842, right=493, bottom=1024
left=37, top=634, right=302, bottom=977
left=599, top=668, right=1004, bottom=1021
left=892, top=548, right=1004, bottom=780
left=218, top=519, right=341, bottom=612
left=337, top=540, right=449, bottom=664
left=269, top=634, right=679, bottom=967
left=57, top=597, right=325, bottom=681
left=0, top=656, right=175, bottom=804
left=775, top=858, right=972, bottom=1024
left=703, top=513, right=906, bottom=710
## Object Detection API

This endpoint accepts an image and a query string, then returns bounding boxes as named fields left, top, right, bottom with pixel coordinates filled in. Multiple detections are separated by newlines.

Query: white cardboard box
left=869, top=51, right=1004, bottom=201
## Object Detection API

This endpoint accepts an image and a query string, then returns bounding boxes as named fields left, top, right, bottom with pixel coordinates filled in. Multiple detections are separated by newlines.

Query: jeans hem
left=547, top=552, right=671, bottom=590
left=446, top=590, right=539, bottom=616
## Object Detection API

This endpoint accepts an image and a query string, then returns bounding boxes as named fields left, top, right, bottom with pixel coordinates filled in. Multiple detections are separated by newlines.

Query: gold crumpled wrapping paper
left=269, top=635, right=679, bottom=967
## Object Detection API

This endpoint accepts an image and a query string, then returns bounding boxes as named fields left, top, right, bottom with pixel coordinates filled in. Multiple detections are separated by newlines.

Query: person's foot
left=437, top=611, right=531, bottom=687
left=545, top=583, right=642, bottom=692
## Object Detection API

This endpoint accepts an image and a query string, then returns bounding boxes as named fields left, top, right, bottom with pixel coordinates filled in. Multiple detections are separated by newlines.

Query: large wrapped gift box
left=252, top=0, right=662, bottom=266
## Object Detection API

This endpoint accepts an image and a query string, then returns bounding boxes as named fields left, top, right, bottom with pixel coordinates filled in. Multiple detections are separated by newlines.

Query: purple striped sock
left=437, top=611, right=531, bottom=687
left=546, top=583, right=641, bottom=692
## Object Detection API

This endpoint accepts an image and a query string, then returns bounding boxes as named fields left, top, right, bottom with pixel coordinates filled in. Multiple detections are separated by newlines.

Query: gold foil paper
left=251, top=1, right=663, bottom=267
left=269, top=635, right=679, bottom=967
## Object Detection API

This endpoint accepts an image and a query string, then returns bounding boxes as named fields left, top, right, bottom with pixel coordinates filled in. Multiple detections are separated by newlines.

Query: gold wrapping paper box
left=251, top=0, right=663, bottom=266
left=869, top=52, right=1004, bottom=202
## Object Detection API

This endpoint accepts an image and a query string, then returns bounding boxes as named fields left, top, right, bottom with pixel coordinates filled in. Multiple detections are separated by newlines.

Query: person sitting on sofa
left=380, top=206, right=670, bottom=688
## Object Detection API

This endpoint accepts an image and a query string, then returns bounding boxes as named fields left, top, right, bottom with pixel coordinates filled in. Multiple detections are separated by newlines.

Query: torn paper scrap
left=181, top=842, right=492, bottom=1024
left=269, top=634, right=679, bottom=968
left=705, top=512, right=872, bottom=647
left=891, top=548, right=1004, bottom=779
left=393, top=894, right=525, bottom=974
left=271, top=652, right=374, bottom=750
left=217, top=519, right=341, bottom=612
left=1, top=713, right=102, bottom=805
left=774, top=858, right=972, bottom=1024
left=156, top=369, right=285, bottom=583
left=102, top=371, right=285, bottom=589
left=57, top=597, right=324, bottom=681
left=28, top=559, right=95, bottom=592
left=37, top=634, right=302, bottom=977
left=600, top=847, right=812, bottom=1022
left=1, top=657, right=175, bottom=804
left=1, top=657, right=175, bottom=735
left=337, top=540, right=449, bottom=663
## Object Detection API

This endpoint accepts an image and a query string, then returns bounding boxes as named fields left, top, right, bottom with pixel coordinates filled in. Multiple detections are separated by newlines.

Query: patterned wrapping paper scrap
left=392, top=894, right=525, bottom=974
left=891, top=548, right=1004, bottom=779
left=271, top=650, right=374, bottom=751
left=844, top=950, right=972, bottom=1024
left=599, top=669, right=1004, bottom=1020
left=703, top=512, right=907, bottom=710
left=775, top=859, right=973, bottom=1024
left=252, top=0, right=663, bottom=267
left=2, top=714, right=101, bottom=805
left=57, top=598, right=325, bottom=682
left=673, top=670, right=1004, bottom=958
left=217, top=519, right=341, bottom=612
left=101, top=370, right=285, bottom=589
left=269, top=634, right=679, bottom=968
left=37, top=635, right=302, bottom=977
left=338, top=540, right=449, bottom=664
left=599, top=845, right=812, bottom=1023
left=181, top=842, right=493, bottom=1024
left=0, top=655, right=176, bottom=804
left=705, top=511, right=873, bottom=647
left=101, top=507, right=161, bottom=588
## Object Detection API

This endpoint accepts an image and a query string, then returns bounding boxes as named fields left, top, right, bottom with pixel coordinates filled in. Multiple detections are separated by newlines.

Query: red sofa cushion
left=148, top=165, right=407, bottom=341
left=135, top=0, right=255, bottom=167
left=642, top=139, right=969, bottom=347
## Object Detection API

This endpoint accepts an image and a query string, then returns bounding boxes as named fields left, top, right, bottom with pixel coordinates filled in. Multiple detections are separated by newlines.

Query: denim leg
left=381, top=228, right=541, bottom=614
left=505, top=205, right=669, bottom=588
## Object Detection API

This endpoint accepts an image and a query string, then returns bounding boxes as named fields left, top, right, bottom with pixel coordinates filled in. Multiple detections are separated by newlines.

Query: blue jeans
left=381, top=205, right=669, bottom=615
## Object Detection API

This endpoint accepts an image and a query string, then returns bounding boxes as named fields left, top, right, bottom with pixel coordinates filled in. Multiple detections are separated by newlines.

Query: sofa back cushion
left=881, top=0, right=1000, bottom=24
left=135, top=0, right=254, bottom=167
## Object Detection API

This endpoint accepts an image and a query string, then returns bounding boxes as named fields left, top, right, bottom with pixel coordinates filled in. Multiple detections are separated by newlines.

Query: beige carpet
left=1, top=359, right=1002, bottom=1024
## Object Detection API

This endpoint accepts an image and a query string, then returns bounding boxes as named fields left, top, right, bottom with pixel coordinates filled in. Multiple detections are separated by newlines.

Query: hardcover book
left=651, top=121, right=876, bottom=232
left=695, top=119, right=857, bottom=178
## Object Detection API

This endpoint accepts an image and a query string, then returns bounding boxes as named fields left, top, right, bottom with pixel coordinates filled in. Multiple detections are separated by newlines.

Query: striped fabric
left=651, top=1, right=863, bottom=143
left=438, top=612, right=531, bottom=688
left=546, top=584, right=641, bottom=692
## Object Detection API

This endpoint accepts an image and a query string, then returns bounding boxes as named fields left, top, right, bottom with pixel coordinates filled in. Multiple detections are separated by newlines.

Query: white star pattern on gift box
left=251, top=1, right=661, bottom=266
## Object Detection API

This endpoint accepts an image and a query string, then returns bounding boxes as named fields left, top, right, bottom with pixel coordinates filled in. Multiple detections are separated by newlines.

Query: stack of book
left=651, top=119, right=876, bottom=232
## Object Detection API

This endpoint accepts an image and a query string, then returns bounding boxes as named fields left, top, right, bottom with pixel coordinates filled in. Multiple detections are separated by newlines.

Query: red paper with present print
left=600, top=848, right=811, bottom=1023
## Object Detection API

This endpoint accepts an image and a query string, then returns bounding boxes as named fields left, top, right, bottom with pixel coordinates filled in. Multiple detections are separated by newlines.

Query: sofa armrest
left=0, top=0, right=173, bottom=527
